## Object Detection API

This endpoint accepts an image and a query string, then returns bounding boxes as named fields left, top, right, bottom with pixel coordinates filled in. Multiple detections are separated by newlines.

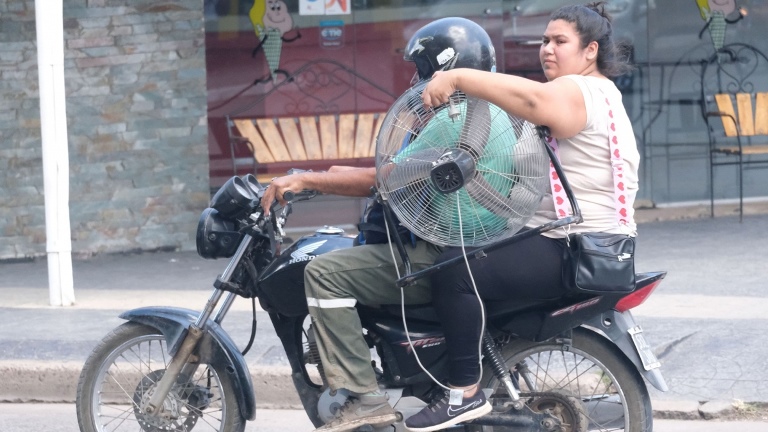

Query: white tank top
left=526, top=75, right=640, bottom=238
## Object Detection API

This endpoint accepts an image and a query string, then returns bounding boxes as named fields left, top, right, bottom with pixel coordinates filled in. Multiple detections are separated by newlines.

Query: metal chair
left=700, top=43, right=768, bottom=221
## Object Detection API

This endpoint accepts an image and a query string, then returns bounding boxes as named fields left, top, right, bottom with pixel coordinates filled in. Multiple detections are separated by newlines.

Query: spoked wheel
left=476, top=328, right=652, bottom=432
left=76, top=322, right=245, bottom=432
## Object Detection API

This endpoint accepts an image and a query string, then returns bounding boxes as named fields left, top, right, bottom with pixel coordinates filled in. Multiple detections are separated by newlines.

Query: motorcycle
left=75, top=168, right=668, bottom=432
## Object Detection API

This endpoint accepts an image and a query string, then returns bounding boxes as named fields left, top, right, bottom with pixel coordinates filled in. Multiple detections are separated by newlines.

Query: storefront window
left=642, top=0, right=767, bottom=203
left=204, top=0, right=502, bottom=184
left=204, top=1, right=767, bottom=204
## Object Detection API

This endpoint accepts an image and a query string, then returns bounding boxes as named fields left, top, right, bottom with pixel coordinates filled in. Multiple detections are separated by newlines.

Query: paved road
left=1, top=404, right=766, bottom=432
left=1, top=207, right=768, bottom=420
left=0, top=404, right=314, bottom=432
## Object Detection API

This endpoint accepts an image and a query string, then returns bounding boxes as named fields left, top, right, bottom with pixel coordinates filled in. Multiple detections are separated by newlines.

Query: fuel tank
left=257, top=227, right=355, bottom=316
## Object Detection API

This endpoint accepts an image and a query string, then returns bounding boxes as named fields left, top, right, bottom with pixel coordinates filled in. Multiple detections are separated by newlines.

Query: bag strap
left=547, top=90, right=630, bottom=227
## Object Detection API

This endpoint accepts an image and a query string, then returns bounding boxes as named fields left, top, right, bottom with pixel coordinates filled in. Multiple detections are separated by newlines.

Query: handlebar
left=276, top=168, right=318, bottom=203
left=280, top=188, right=317, bottom=203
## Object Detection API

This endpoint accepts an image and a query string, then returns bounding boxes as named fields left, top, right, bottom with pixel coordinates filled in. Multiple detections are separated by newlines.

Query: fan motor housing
left=430, top=148, right=476, bottom=194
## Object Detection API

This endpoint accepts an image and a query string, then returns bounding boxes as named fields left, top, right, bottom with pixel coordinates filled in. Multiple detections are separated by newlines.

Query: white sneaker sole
left=405, top=401, right=492, bottom=432
left=315, top=412, right=400, bottom=432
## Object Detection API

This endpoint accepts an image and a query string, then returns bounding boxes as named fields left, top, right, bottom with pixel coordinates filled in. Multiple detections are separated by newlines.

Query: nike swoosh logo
left=447, top=401, right=480, bottom=417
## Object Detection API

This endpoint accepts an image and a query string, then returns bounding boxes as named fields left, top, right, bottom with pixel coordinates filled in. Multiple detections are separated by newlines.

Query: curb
left=0, top=361, right=301, bottom=409
left=0, top=360, right=760, bottom=421
left=652, top=399, right=762, bottom=421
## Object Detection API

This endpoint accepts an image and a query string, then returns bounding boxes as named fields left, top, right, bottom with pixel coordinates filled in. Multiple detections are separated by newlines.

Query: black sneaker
left=405, top=389, right=492, bottom=432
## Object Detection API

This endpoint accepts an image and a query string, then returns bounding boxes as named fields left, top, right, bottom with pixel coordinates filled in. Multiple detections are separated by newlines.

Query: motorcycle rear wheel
left=76, top=322, right=245, bottom=432
left=477, top=327, right=652, bottom=432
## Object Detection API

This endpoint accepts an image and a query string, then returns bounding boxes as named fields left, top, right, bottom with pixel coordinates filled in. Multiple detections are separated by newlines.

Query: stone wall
left=0, top=0, right=209, bottom=259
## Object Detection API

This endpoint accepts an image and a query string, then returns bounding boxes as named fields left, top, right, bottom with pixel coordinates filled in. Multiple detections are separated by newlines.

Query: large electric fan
left=375, top=81, right=550, bottom=247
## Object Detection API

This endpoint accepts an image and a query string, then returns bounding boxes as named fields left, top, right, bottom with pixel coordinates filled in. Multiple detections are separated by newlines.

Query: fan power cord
left=382, top=212, right=452, bottom=392
left=387, top=199, right=486, bottom=397
left=455, top=197, right=487, bottom=392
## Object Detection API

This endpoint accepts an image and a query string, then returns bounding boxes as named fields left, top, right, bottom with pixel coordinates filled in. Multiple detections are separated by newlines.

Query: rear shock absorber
left=482, top=332, right=523, bottom=409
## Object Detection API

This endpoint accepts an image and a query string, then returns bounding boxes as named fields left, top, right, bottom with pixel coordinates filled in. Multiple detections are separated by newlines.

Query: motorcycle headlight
left=196, top=207, right=244, bottom=259
left=210, top=176, right=255, bottom=220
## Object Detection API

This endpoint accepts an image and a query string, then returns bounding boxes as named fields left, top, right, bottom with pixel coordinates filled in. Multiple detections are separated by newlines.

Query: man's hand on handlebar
left=261, top=167, right=376, bottom=216
left=261, top=173, right=306, bottom=216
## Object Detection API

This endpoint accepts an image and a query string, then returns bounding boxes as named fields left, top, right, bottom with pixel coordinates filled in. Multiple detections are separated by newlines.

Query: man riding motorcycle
left=260, top=17, right=498, bottom=432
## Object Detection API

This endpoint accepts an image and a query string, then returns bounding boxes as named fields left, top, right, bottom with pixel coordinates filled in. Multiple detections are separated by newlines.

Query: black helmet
left=404, top=17, right=496, bottom=81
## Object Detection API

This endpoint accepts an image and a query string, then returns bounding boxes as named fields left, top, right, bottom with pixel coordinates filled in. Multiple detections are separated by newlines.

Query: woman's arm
left=422, top=69, right=587, bottom=139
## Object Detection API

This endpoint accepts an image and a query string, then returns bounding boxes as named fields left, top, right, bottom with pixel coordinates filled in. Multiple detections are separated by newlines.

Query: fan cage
left=375, top=81, right=550, bottom=247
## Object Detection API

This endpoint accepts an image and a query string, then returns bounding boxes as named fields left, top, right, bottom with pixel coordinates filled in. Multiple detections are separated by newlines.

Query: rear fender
left=120, top=306, right=256, bottom=420
left=582, top=309, right=669, bottom=392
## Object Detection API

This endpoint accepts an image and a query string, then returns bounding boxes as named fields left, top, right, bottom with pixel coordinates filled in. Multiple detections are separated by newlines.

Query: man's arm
left=260, top=167, right=376, bottom=215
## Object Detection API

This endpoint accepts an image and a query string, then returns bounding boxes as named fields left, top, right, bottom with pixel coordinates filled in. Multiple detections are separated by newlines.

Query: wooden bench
left=702, top=43, right=768, bottom=220
left=707, top=92, right=768, bottom=154
left=226, top=59, right=396, bottom=183
left=232, top=112, right=386, bottom=182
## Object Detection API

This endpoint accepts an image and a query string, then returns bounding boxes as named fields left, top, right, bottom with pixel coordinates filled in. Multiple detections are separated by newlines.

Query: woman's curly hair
left=550, top=2, right=634, bottom=78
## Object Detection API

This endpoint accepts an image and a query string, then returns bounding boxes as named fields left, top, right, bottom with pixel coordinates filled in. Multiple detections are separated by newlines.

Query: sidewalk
left=1, top=201, right=768, bottom=424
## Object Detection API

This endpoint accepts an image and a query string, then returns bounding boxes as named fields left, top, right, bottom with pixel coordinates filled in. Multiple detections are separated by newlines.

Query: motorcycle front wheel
left=76, top=322, right=245, bottom=432
left=478, top=327, right=652, bottom=432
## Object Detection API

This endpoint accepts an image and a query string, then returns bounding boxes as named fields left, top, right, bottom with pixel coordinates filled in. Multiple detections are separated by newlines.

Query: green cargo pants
left=305, top=240, right=443, bottom=394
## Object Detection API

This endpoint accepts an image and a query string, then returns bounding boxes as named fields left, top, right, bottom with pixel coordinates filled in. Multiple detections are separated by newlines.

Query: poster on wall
left=299, top=0, right=324, bottom=15
left=300, top=0, right=351, bottom=16
left=325, top=0, right=351, bottom=15
left=320, top=20, right=344, bottom=48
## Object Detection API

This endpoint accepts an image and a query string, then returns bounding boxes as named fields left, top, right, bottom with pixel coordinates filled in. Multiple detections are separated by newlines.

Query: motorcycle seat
left=364, top=272, right=665, bottom=325
left=370, top=297, right=552, bottom=324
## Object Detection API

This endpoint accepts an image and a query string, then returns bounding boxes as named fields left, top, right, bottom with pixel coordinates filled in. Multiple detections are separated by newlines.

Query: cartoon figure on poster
left=249, top=0, right=302, bottom=83
left=695, top=0, right=747, bottom=60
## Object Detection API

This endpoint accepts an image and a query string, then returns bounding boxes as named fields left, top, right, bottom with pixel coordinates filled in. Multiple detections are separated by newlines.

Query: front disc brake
left=132, top=370, right=201, bottom=432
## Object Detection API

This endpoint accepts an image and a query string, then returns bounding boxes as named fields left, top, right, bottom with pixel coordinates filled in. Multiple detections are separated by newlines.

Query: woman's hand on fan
left=422, top=70, right=457, bottom=108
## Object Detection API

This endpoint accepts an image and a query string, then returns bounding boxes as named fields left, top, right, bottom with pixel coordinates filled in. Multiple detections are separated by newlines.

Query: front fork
left=143, top=235, right=254, bottom=415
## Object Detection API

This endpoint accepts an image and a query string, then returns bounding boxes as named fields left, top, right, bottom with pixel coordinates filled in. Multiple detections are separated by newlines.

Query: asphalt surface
left=2, top=405, right=766, bottom=432
left=1, top=200, right=768, bottom=426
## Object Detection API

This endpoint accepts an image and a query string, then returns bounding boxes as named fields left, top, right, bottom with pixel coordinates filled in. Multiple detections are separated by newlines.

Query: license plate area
left=628, top=325, right=661, bottom=370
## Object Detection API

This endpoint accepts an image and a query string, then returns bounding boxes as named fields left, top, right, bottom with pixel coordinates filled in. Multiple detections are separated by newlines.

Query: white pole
left=36, top=0, right=75, bottom=307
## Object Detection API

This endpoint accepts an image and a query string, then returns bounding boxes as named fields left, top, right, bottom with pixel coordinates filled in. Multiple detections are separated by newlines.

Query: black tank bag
left=357, top=199, right=416, bottom=246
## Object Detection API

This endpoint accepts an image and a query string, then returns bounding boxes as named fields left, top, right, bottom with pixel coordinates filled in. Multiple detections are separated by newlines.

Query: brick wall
left=0, top=0, right=209, bottom=259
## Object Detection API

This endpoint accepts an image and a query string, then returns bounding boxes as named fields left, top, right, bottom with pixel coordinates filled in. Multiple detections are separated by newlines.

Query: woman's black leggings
left=430, top=233, right=567, bottom=387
